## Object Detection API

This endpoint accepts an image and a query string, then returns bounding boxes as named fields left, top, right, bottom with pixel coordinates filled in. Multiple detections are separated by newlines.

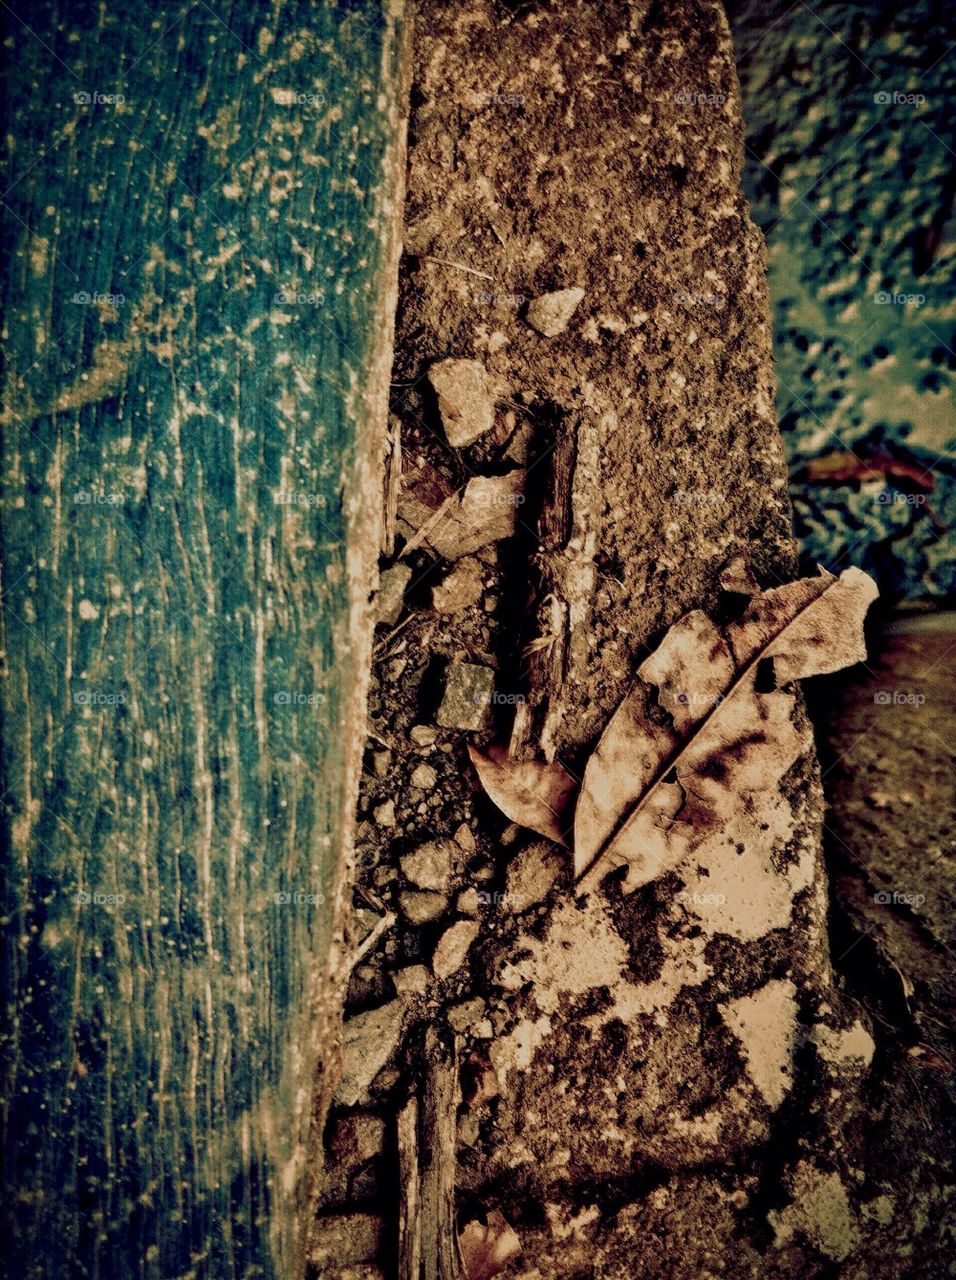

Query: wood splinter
left=399, top=1023, right=462, bottom=1280
left=509, top=415, right=598, bottom=763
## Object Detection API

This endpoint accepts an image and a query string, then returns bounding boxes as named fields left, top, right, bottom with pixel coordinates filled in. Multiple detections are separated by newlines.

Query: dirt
left=311, top=2, right=954, bottom=1277
left=810, top=613, right=956, bottom=1047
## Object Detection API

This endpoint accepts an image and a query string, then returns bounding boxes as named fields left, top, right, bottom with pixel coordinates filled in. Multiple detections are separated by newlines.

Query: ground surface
left=812, top=614, right=955, bottom=1061
left=312, top=2, right=952, bottom=1278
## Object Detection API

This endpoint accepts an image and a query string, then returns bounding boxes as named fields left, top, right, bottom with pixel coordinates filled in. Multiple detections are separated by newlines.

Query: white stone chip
left=525, top=287, right=586, bottom=337
left=432, top=919, right=480, bottom=979
left=427, top=358, right=495, bottom=447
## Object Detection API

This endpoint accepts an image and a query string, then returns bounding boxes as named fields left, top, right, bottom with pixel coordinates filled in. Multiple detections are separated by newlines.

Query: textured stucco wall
left=731, top=0, right=955, bottom=603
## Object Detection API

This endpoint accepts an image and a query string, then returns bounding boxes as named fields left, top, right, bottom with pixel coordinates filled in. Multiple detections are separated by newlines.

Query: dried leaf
left=468, top=744, right=576, bottom=844
left=469, top=566, right=878, bottom=897
left=459, top=1209, right=522, bottom=1280
left=575, top=566, right=878, bottom=891
left=461, top=1052, right=500, bottom=1108
left=800, top=448, right=934, bottom=492
left=718, top=554, right=759, bottom=598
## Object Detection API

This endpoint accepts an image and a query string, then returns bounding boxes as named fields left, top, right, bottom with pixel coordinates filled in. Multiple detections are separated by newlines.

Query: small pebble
left=506, top=841, right=564, bottom=912
left=454, top=823, right=476, bottom=852
left=335, top=1002, right=404, bottom=1106
left=447, top=997, right=487, bottom=1033
left=457, top=888, right=480, bottom=916
left=458, top=1111, right=481, bottom=1148
left=392, top=964, right=430, bottom=996
left=525, top=286, right=586, bottom=337
left=433, top=920, right=480, bottom=980
left=427, top=357, right=496, bottom=448
left=400, top=890, right=448, bottom=925
left=401, top=840, right=456, bottom=894
left=376, top=563, right=412, bottom=626
left=329, top=1113, right=386, bottom=1170
left=373, top=801, right=396, bottom=827
left=410, top=724, right=437, bottom=746
left=432, top=557, right=485, bottom=614
left=372, top=750, right=390, bottom=779
left=386, top=657, right=407, bottom=682
left=438, top=662, right=494, bottom=731
left=410, top=763, right=438, bottom=790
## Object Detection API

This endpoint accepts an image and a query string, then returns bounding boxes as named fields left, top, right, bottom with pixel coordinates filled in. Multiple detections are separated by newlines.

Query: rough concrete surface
left=314, top=2, right=953, bottom=1276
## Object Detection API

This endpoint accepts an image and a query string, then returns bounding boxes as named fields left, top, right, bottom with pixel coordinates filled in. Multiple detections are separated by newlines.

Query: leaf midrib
left=574, top=575, right=835, bottom=888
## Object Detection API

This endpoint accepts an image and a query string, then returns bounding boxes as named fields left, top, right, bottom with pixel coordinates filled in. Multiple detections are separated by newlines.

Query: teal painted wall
left=1, top=3, right=405, bottom=1276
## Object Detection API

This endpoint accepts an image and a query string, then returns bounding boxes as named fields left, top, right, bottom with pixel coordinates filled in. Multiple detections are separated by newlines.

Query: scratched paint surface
left=0, top=3, right=403, bottom=1277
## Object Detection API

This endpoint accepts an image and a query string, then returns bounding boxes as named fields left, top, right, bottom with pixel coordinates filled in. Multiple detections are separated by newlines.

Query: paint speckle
left=720, top=979, right=797, bottom=1109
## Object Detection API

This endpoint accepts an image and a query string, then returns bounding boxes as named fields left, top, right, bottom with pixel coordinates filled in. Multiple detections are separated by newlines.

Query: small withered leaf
left=459, top=1209, right=522, bottom=1280
left=467, top=744, right=576, bottom=845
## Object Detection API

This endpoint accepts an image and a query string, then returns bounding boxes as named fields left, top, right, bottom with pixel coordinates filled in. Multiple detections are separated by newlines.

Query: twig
left=384, top=418, right=402, bottom=557
left=420, top=1024, right=462, bottom=1280
left=349, top=910, right=396, bottom=972
left=398, top=1096, right=422, bottom=1280
left=374, top=612, right=416, bottom=655
left=400, top=487, right=464, bottom=559
left=509, top=419, right=596, bottom=762
left=421, top=254, right=494, bottom=281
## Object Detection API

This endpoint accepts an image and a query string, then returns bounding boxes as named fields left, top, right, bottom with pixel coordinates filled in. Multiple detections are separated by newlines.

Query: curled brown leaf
left=467, top=744, right=576, bottom=844
left=459, top=1209, right=522, bottom=1280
